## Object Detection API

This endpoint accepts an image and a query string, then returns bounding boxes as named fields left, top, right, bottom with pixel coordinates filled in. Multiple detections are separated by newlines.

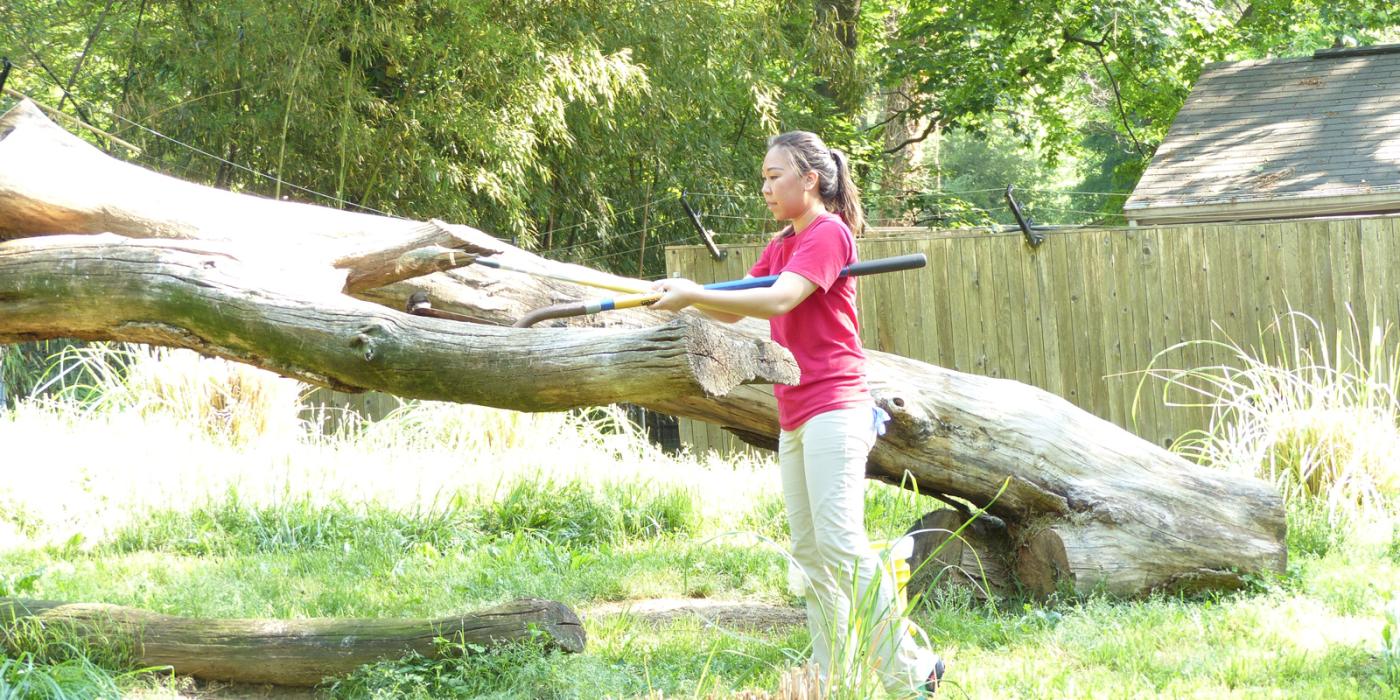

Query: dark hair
left=767, top=131, right=865, bottom=236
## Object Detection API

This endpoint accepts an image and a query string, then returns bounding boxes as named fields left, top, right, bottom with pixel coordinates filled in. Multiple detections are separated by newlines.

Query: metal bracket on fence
left=1005, top=185, right=1045, bottom=248
left=680, top=192, right=727, bottom=261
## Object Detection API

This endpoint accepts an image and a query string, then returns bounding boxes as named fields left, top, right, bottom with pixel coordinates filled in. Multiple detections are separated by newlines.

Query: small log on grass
left=0, top=597, right=584, bottom=687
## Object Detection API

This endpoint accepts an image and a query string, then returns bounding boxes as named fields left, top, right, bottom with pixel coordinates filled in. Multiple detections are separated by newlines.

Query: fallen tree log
left=0, top=99, right=1287, bottom=597
left=0, top=234, right=795, bottom=409
left=0, top=597, right=584, bottom=687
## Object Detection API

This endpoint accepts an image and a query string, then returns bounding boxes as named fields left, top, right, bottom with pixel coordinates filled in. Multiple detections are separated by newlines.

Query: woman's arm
left=651, top=271, right=818, bottom=320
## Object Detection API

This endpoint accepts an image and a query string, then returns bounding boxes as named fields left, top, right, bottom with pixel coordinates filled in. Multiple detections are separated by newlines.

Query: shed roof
left=1124, top=45, right=1400, bottom=224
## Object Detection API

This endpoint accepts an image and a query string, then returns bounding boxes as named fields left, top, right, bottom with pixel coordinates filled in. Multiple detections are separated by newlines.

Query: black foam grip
left=843, top=253, right=927, bottom=277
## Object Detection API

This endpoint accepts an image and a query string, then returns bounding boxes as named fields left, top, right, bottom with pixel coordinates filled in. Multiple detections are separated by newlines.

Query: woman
left=651, top=131, right=944, bottom=696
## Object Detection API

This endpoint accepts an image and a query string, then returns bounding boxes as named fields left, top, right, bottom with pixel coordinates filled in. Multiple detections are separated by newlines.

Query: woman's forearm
left=689, top=284, right=800, bottom=320
left=652, top=271, right=815, bottom=319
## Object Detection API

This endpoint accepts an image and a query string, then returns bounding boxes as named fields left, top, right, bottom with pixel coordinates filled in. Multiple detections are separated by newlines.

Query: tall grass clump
left=0, top=595, right=148, bottom=700
left=0, top=652, right=124, bottom=700
left=24, top=343, right=301, bottom=446
left=351, top=401, right=664, bottom=463
left=1, top=341, right=81, bottom=408
left=108, top=494, right=476, bottom=557
left=1141, top=308, right=1400, bottom=534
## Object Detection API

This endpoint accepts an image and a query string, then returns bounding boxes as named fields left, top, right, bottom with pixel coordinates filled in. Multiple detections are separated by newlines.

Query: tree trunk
left=877, top=8, right=930, bottom=216
left=813, top=0, right=864, bottom=118
left=0, top=99, right=1287, bottom=598
left=0, top=234, right=795, bottom=410
left=0, top=597, right=583, bottom=687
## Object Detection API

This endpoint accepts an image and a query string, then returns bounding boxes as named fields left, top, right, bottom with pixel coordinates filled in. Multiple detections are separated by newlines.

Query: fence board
left=1125, top=227, right=1155, bottom=431
left=988, top=236, right=1013, bottom=379
left=1106, top=229, right=1136, bottom=426
left=908, top=239, right=933, bottom=364
left=928, top=238, right=956, bottom=368
left=971, top=236, right=996, bottom=376
left=1017, top=243, right=1046, bottom=393
left=1058, top=229, right=1092, bottom=408
left=1358, top=218, right=1389, bottom=333
left=1320, top=219, right=1347, bottom=329
left=1383, top=218, right=1400, bottom=329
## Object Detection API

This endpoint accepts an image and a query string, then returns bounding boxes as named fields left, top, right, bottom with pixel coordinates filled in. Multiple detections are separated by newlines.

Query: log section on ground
left=0, top=597, right=584, bottom=687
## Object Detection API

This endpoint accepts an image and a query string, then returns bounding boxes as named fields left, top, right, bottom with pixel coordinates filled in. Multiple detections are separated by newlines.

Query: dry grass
left=1141, top=308, right=1400, bottom=530
left=0, top=346, right=780, bottom=553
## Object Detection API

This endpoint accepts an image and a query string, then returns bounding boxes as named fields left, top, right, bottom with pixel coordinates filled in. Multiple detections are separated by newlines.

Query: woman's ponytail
left=828, top=148, right=865, bottom=237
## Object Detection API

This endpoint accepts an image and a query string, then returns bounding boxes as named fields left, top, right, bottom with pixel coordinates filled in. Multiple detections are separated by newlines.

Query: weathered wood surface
left=0, top=99, right=1287, bottom=598
left=0, top=597, right=583, bottom=687
left=0, top=234, right=796, bottom=409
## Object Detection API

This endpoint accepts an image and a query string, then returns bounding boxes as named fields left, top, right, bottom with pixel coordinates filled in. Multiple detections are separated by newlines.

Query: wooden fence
left=665, top=215, right=1400, bottom=454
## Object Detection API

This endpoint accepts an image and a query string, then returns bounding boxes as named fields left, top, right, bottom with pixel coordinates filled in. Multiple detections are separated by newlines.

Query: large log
left=0, top=597, right=584, bottom=687
left=0, top=99, right=1287, bottom=597
left=0, top=234, right=795, bottom=408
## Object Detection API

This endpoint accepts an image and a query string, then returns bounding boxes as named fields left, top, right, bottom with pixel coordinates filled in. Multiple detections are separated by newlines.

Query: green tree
left=876, top=0, right=1400, bottom=210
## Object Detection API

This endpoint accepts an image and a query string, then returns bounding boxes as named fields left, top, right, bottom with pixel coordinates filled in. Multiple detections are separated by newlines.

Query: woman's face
left=761, top=146, right=817, bottom=222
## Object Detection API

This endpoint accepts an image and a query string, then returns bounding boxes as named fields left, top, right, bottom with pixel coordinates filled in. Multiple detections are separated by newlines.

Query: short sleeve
left=749, top=239, right=775, bottom=277
left=781, top=218, right=853, bottom=292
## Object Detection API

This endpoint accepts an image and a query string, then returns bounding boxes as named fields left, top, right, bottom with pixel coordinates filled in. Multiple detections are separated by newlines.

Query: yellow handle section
left=609, top=292, right=663, bottom=310
left=577, top=278, right=653, bottom=295
left=602, top=291, right=731, bottom=317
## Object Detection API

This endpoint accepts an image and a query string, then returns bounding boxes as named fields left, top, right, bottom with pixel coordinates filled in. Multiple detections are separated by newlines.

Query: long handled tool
left=471, top=256, right=653, bottom=295
left=512, top=253, right=927, bottom=327
left=404, top=254, right=652, bottom=323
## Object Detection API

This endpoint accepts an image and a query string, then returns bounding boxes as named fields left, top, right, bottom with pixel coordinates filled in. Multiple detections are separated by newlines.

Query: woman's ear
left=803, top=170, right=819, bottom=192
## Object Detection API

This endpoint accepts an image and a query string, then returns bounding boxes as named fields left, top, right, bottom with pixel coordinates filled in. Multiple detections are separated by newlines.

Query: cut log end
left=680, top=314, right=798, bottom=397
left=905, top=510, right=1081, bottom=602
left=1013, top=528, right=1073, bottom=599
left=905, top=508, right=1014, bottom=602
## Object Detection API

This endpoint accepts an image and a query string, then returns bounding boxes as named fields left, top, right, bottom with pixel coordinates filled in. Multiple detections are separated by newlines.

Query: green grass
left=0, top=653, right=124, bottom=700
left=1, top=343, right=1399, bottom=698
left=5, top=470, right=1394, bottom=698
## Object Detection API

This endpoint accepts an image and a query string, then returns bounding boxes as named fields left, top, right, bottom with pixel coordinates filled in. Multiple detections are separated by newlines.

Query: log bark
left=0, top=597, right=583, bottom=687
left=0, top=234, right=796, bottom=408
left=0, top=99, right=1287, bottom=598
left=336, top=223, right=500, bottom=294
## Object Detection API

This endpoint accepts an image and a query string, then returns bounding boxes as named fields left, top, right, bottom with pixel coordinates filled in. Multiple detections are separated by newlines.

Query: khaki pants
left=779, top=405, right=937, bottom=696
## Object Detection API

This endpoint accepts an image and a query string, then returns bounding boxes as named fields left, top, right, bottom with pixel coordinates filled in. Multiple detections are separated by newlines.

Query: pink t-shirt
left=750, top=212, right=868, bottom=430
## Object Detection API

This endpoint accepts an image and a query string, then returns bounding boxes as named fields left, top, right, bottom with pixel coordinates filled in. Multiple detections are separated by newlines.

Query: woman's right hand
left=649, top=277, right=702, bottom=312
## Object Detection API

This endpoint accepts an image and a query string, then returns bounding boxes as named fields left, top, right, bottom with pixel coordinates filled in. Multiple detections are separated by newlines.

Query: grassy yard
left=0, top=342, right=1397, bottom=699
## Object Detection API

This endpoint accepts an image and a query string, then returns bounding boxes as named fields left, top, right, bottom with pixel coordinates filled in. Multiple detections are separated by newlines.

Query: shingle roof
left=1124, top=46, right=1400, bottom=218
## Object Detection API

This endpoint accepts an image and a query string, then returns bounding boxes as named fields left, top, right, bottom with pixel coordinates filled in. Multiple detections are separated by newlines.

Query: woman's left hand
left=650, top=277, right=702, bottom=312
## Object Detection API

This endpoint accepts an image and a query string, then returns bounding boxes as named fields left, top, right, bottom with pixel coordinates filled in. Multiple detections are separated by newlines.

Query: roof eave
left=1123, top=191, right=1400, bottom=225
